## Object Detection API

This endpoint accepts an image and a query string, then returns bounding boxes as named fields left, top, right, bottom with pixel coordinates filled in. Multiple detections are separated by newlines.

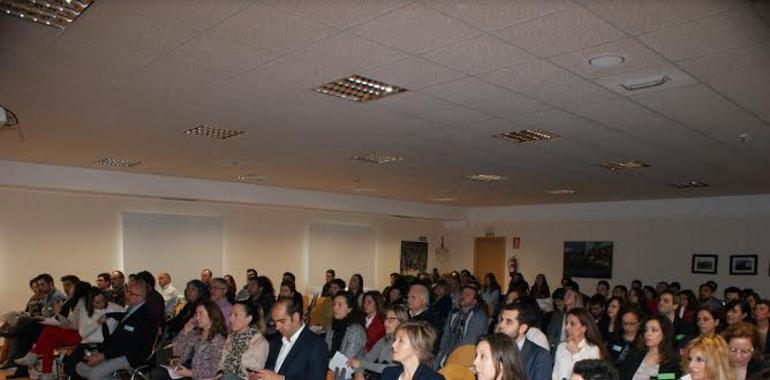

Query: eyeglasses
left=385, top=317, right=400, bottom=322
left=729, top=348, right=754, bottom=355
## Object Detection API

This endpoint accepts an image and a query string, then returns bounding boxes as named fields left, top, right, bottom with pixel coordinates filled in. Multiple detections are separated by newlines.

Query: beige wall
left=447, top=217, right=770, bottom=295
left=0, top=188, right=447, bottom=314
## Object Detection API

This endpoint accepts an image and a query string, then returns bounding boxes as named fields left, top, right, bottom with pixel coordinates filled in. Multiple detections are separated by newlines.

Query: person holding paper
left=326, top=292, right=366, bottom=362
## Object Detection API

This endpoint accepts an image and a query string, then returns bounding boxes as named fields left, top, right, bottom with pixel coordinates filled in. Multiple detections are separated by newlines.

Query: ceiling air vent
left=185, top=124, right=245, bottom=140
left=599, top=160, right=650, bottom=171
left=493, top=129, right=560, bottom=144
left=94, top=158, right=141, bottom=168
left=316, top=75, right=406, bottom=102
left=350, top=152, right=404, bottom=164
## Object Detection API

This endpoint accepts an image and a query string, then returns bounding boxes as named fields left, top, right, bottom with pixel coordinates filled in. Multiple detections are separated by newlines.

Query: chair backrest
left=309, top=295, right=327, bottom=325
left=445, top=344, right=476, bottom=367
left=438, top=363, right=475, bottom=380
left=302, top=294, right=310, bottom=313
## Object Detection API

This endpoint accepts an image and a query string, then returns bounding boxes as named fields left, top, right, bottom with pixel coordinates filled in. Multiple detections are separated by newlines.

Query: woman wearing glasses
left=350, top=304, right=409, bottom=379
left=722, top=322, right=768, bottom=380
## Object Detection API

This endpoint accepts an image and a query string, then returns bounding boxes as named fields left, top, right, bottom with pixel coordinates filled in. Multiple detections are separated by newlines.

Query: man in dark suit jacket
left=76, top=283, right=158, bottom=380
left=497, top=301, right=552, bottom=380
left=256, top=297, right=328, bottom=380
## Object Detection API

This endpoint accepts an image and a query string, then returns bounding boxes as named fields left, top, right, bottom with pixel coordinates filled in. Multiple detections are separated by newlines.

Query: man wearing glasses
left=76, top=282, right=158, bottom=380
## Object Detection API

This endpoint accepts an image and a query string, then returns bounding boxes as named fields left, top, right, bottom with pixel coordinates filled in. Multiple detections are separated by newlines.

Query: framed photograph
left=691, top=254, right=718, bottom=274
left=563, top=241, right=613, bottom=278
left=400, top=241, right=428, bottom=275
left=730, top=255, right=758, bottom=275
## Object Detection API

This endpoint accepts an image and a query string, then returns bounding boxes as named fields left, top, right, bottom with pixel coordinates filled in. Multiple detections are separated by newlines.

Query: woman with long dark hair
left=619, top=313, right=681, bottom=380
left=223, top=274, right=237, bottom=304
left=552, top=308, right=608, bottom=380
left=529, top=273, right=551, bottom=299
left=474, top=333, right=526, bottom=380
left=161, top=300, right=228, bottom=379
left=607, top=305, right=645, bottom=365
left=678, top=289, right=699, bottom=323
left=327, top=291, right=367, bottom=361
left=362, top=290, right=386, bottom=353
left=697, top=306, right=722, bottom=337
left=482, top=273, right=502, bottom=319
left=349, top=274, right=365, bottom=308
left=603, top=296, right=626, bottom=341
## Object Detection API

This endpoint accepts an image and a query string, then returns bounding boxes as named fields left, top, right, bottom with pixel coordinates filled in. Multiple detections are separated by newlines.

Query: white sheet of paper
left=160, top=365, right=184, bottom=380
left=680, top=376, right=692, bottom=380
left=40, top=317, right=61, bottom=326
left=328, top=351, right=353, bottom=379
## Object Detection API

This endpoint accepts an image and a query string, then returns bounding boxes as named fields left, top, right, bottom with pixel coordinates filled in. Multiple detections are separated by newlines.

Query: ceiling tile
left=495, top=7, right=626, bottom=57
left=593, top=65, right=699, bottom=96
left=423, top=0, right=575, bottom=31
left=549, top=38, right=667, bottom=78
left=467, top=93, right=552, bottom=120
left=638, top=8, right=770, bottom=61
left=69, top=4, right=198, bottom=52
left=360, top=57, right=465, bottom=90
left=478, top=59, right=581, bottom=93
left=166, top=33, right=278, bottom=73
left=412, top=103, right=496, bottom=127
left=292, top=32, right=407, bottom=72
left=527, top=78, right=619, bottom=108
left=420, top=34, right=536, bottom=74
left=208, top=3, right=339, bottom=53
left=631, top=84, right=770, bottom=147
left=116, top=0, right=253, bottom=32
left=567, top=98, right=692, bottom=141
left=420, top=77, right=513, bottom=105
left=679, top=42, right=770, bottom=123
left=586, top=0, right=740, bottom=35
left=264, top=0, right=412, bottom=29
left=353, top=3, right=482, bottom=54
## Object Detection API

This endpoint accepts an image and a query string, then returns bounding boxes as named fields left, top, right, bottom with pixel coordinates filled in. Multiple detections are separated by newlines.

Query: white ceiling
left=1, top=0, right=769, bottom=207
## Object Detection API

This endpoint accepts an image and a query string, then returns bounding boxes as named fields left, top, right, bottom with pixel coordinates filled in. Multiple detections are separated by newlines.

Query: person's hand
left=183, top=317, right=196, bottom=334
left=174, top=366, right=193, bottom=378
left=566, top=340, right=579, bottom=354
left=255, top=368, right=283, bottom=380
left=353, top=373, right=366, bottom=380
left=86, top=352, right=105, bottom=366
left=53, top=300, right=62, bottom=315
left=347, top=359, right=360, bottom=369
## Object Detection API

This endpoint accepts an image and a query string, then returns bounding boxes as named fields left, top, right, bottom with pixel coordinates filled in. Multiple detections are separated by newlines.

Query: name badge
left=657, top=373, right=676, bottom=379
left=124, top=325, right=135, bottom=332
left=612, top=345, right=622, bottom=352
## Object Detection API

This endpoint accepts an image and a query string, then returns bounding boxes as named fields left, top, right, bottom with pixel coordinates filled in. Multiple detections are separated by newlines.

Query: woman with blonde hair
left=682, top=334, right=736, bottom=380
left=380, top=320, right=442, bottom=380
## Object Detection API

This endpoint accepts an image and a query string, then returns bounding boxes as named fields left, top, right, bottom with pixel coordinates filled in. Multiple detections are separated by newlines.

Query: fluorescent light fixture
left=350, top=152, right=404, bottom=164
left=493, top=129, right=560, bottom=144
left=464, top=174, right=506, bottom=183
left=668, top=181, right=709, bottom=189
left=94, top=158, right=141, bottom=167
left=185, top=124, right=245, bottom=140
left=588, top=55, right=624, bottom=68
left=0, top=0, right=94, bottom=29
left=620, top=75, right=669, bottom=91
left=316, top=75, right=406, bottom=102
left=237, top=174, right=268, bottom=183
left=546, top=189, right=576, bottom=195
left=600, top=160, right=650, bottom=171
left=431, top=197, right=457, bottom=202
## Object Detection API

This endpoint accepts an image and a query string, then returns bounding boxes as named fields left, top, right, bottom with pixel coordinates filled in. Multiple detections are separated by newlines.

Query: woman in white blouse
left=552, top=307, right=608, bottom=380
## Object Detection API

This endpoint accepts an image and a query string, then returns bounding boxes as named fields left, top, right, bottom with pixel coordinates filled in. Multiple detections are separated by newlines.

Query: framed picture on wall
left=729, top=255, right=757, bottom=275
left=563, top=241, right=613, bottom=278
left=691, top=254, right=718, bottom=274
left=400, top=241, right=428, bottom=275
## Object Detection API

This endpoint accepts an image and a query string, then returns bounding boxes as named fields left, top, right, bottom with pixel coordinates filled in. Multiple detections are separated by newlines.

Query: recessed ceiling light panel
left=588, top=55, right=625, bottom=68
left=464, top=174, right=507, bottom=183
left=237, top=174, right=269, bottom=183
left=0, top=0, right=94, bottom=29
left=620, top=75, right=669, bottom=91
left=316, top=75, right=406, bottom=102
left=350, top=152, right=404, bottom=164
left=600, top=160, right=650, bottom=171
left=668, top=181, right=709, bottom=189
left=94, top=158, right=141, bottom=168
left=546, top=189, right=576, bottom=195
left=431, top=197, right=457, bottom=202
left=185, top=124, right=245, bottom=140
left=493, top=129, right=560, bottom=144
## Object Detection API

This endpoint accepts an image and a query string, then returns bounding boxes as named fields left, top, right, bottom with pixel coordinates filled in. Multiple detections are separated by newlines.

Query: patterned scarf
left=221, top=326, right=259, bottom=376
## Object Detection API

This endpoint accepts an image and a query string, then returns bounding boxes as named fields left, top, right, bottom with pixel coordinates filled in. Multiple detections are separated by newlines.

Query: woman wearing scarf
left=217, top=301, right=268, bottom=380
left=326, top=291, right=367, bottom=363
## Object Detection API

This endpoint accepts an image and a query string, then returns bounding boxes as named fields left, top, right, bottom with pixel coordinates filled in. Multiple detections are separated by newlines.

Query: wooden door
left=474, top=237, right=506, bottom=285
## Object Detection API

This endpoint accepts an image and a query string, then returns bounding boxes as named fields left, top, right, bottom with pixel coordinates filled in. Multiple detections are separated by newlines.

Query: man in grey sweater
left=434, top=284, right=488, bottom=368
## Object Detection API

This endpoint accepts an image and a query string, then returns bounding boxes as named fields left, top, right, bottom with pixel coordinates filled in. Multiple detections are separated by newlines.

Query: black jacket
left=519, top=338, right=553, bottom=380
left=380, top=363, right=444, bottom=380
left=102, top=303, right=159, bottom=368
left=264, top=326, right=329, bottom=380
left=618, top=347, right=681, bottom=380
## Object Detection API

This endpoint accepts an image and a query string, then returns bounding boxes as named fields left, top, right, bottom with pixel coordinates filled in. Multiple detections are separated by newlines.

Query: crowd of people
left=0, top=268, right=768, bottom=380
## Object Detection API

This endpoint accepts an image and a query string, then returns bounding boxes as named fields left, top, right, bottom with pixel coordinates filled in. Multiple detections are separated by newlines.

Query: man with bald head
left=157, top=272, right=178, bottom=318
left=76, top=282, right=159, bottom=380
